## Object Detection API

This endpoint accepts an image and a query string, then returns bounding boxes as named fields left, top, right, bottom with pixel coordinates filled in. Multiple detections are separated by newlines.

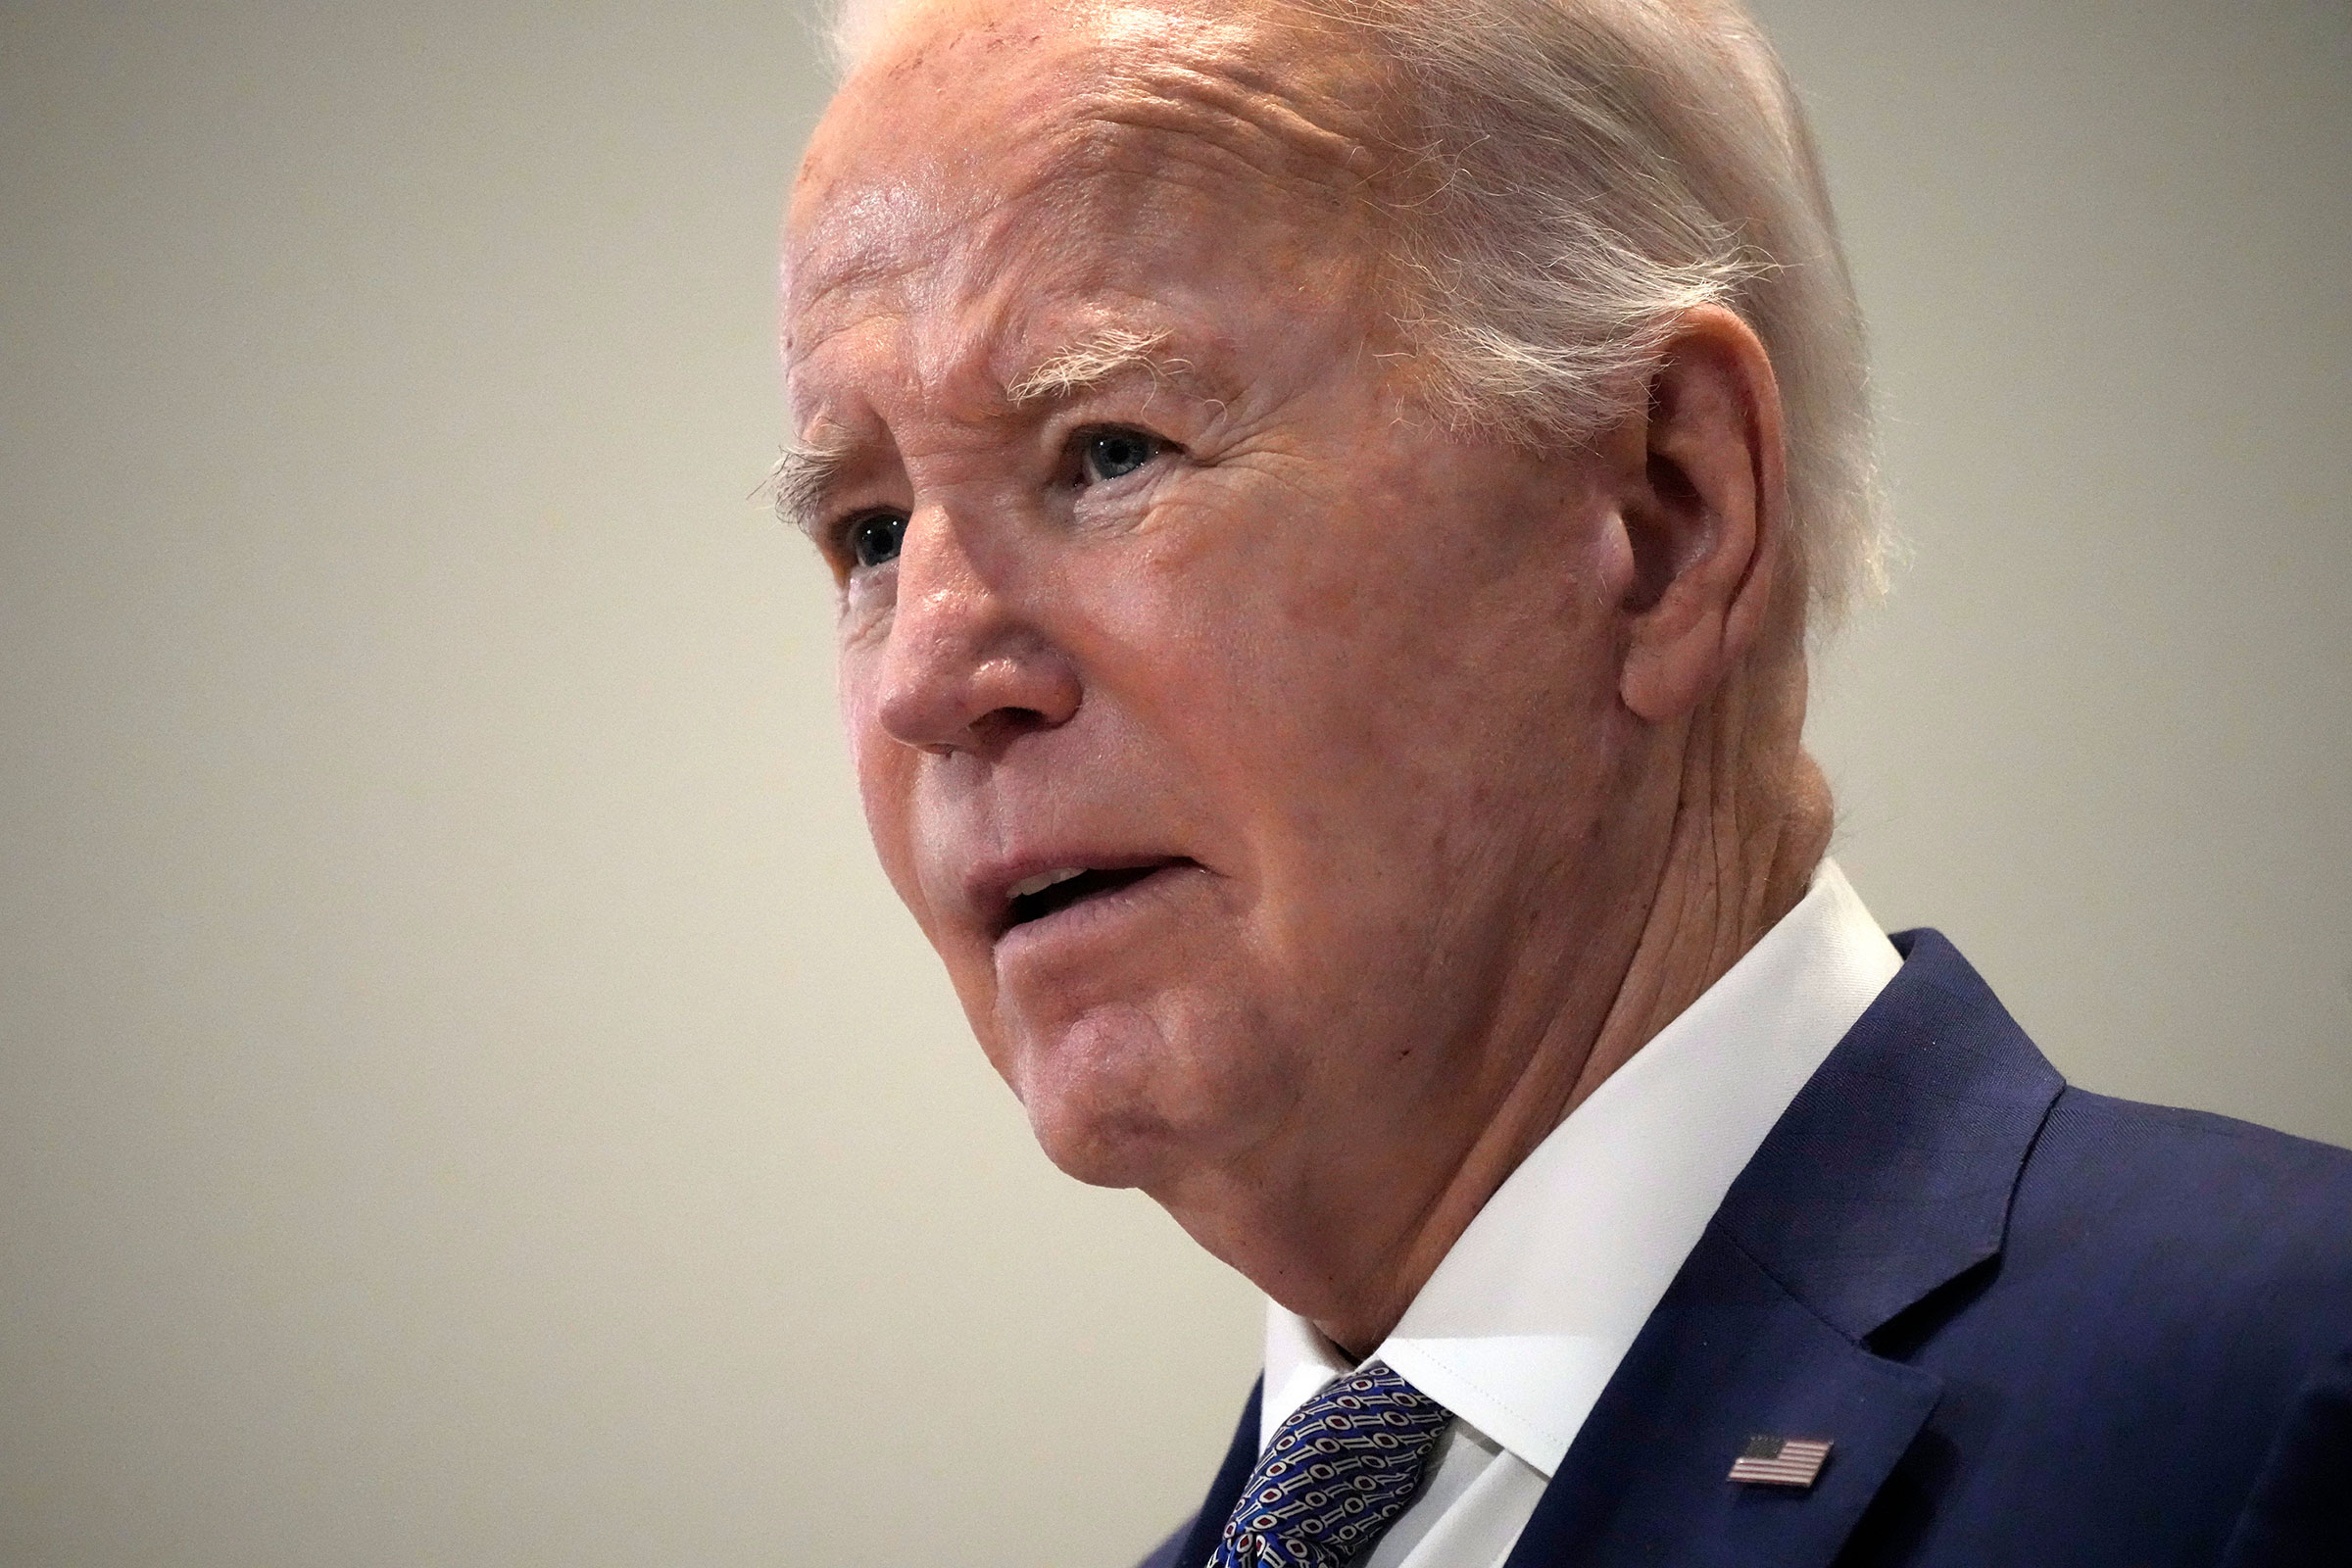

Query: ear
left=1605, top=305, right=1789, bottom=722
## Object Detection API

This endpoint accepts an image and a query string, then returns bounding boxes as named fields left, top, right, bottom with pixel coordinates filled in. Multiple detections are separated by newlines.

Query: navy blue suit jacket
left=1145, top=931, right=2352, bottom=1566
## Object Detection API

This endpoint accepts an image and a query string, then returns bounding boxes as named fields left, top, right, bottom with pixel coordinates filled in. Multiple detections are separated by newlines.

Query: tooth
left=1008, top=867, right=1086, bottom=901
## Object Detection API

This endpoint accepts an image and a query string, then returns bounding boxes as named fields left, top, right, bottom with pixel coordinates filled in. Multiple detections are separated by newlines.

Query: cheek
left=1130, top=461, right=1614, bottom=947
left=838, top=650, right=925, bottom=910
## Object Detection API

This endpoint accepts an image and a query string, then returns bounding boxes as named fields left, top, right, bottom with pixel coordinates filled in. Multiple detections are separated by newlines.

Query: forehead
left=781, top=0, right=1402, bottom=416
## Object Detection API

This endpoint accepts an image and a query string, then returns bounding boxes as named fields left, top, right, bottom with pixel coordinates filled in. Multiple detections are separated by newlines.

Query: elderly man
left=776, top=0, right=2352, bottom=1562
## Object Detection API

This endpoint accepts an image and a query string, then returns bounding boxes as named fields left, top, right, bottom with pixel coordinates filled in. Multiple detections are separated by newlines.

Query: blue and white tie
left=1209, top=1360, right=1450, bottom=1568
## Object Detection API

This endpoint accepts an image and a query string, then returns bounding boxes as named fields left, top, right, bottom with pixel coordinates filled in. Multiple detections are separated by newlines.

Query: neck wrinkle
left=1308, top=680, right=1830, bottom=1354
left=1566, top=657, right=1829, bottom=1118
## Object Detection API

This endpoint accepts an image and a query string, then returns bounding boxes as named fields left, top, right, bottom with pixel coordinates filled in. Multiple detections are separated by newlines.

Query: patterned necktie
left=1209, top=1360, right=1450, bottom=1568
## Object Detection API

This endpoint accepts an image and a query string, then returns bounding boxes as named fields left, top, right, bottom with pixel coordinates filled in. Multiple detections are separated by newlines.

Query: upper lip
left=965, top=851, right=1192, bottom=938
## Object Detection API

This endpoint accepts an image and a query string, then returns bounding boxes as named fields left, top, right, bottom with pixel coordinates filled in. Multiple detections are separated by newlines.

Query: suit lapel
left=1501, top=1225, right=1940, bottom=1566
left=1164, top=1379, right=1261, bottom=1568
left=1504, top=930, right=2064, bottom=1567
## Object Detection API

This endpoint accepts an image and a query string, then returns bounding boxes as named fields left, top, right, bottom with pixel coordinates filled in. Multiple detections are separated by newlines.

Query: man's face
left=783, top=2, right=1646, bottom=1203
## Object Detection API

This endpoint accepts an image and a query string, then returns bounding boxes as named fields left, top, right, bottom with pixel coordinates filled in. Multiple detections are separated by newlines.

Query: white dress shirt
left=1255, top=859, right=1902, bottom=1567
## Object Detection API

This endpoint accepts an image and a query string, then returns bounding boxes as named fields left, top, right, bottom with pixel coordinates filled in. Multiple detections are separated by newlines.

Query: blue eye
left=1081, top=429, right=1160, bottom=483
left=849, top=512, right=906, bottom=569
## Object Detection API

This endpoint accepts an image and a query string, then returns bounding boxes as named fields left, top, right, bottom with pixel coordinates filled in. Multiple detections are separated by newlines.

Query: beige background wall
left=1, top=1, right=2344, bottom=1563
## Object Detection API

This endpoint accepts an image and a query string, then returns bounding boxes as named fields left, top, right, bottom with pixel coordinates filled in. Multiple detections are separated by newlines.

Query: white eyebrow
left=765, top=331, right=1194, bottom=534
left=1006, top=328, right=1186, bottom=405
left=763, top=421, right=857, bottom=537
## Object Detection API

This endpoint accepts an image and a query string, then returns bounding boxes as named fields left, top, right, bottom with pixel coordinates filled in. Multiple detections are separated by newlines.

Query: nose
left=865, top=507, right=1081, bottom=757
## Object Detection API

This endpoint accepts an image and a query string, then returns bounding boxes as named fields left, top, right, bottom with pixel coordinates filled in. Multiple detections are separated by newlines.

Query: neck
left=1565, top=706, right=1833, bottom=1126
left=1200, top=665, right=1831, bottom=1359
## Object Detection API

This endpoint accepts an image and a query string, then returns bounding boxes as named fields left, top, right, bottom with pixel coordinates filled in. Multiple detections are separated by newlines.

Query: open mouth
left=1001, top=860, right=1191, bottom=933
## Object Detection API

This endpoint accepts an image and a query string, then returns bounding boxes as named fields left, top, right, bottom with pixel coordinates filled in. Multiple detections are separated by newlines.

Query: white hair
left=821, top=0, right=1886, bottom=622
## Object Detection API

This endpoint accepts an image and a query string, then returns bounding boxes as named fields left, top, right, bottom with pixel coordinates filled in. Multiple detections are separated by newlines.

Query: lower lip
left=993, top=862, right=1200, bottom=965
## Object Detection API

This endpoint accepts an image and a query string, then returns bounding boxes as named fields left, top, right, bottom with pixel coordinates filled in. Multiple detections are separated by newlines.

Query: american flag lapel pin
left=1728, top=1433, right=1833, bottom=1488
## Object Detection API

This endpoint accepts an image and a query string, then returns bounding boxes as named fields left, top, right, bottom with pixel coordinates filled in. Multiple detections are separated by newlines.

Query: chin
left=1023, top=1096, right=1182, bottom=1189
left=992, top=998, right=1252, bottom=1192
left=1006, top=1029, right=1186, bottom=1191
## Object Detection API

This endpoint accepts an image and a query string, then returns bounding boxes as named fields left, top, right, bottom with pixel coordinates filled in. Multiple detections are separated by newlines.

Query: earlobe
left=1613, top=306, right=1787, bottom=723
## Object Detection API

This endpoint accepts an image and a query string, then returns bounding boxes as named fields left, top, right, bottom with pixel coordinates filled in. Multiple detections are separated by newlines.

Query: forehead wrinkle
left=786, top=1, right=1421, bottom=474
left=789, top=4, right=1407, bottom=330
left=783, top=172, right=962, bottom=318
left=1058, top=58, right=1390, bottom=217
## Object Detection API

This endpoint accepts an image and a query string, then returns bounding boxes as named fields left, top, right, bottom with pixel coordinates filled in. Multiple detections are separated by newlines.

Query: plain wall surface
left=1, top=2, right=2344, bottom=1563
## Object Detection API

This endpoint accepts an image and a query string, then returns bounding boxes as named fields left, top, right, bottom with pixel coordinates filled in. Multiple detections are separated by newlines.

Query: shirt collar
left=1259, top=858, right=1901, bottom=1474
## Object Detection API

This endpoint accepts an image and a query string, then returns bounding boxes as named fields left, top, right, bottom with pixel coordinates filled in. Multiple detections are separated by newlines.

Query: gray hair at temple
left=822, top=0, right=1886, bottom=623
